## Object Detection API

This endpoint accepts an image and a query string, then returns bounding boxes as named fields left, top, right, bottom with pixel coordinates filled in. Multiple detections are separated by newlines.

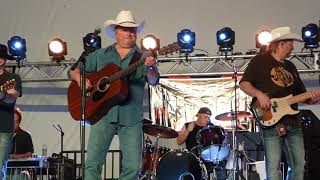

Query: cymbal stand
left=140, top=135, right=160, bottom=180
left=230, top=58, right=245, bottom=180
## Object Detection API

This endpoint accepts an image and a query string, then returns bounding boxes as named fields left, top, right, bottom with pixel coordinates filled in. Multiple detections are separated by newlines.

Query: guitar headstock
left=157, top=42, right=179, bottom=56
left=0, top=79, right=16, bottom=91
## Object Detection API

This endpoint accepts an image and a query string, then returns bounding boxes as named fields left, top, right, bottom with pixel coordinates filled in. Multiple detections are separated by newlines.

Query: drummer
left=176, top=107, right=226, bottom=180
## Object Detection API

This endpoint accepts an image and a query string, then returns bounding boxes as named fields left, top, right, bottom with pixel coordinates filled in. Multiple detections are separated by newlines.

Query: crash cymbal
left=142, top=118, right=153, bottom=124
left=215, top=111, right=251, bottom=121
left=143, top=124, right=178, bottom=139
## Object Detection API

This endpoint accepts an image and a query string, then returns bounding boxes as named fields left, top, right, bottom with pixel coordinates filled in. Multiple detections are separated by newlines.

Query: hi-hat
left=143, top=124, right=178, bottom=139
left=215, top=111, right=251, bottom=121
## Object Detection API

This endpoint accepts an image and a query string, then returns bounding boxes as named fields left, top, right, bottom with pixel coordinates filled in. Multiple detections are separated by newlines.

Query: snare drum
left=197, top=125, right=229, bottom=164
left=156, top=149, right=207, bottom=180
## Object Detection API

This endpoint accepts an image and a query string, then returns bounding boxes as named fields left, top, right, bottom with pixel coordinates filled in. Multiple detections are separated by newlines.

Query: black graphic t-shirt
left=0, top=70, right=22, bottom=133
left=240, top=53, right=306, bottom=123
left=241, top=53, right=306, bottom=98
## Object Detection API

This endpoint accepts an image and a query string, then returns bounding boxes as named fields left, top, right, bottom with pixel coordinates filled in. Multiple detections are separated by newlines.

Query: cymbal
left=143, top=124, right=178, bottom=139
left=215, top=111, right=251, bottom=121
left=142, top=118, right=153, bottom=124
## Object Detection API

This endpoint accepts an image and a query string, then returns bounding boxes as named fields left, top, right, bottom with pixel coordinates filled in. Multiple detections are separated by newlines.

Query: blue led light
left=302, top=23, right=320, bottom=49
left=7, top=36, right=27, bottom=60
left=177, top=29, right=196, bottom=54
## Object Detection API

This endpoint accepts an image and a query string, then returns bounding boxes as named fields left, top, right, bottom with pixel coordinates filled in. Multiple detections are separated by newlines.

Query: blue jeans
left=0, top=133, right=12, bottom=180
left=262, top=125, right=305, bottom=180
left=85, top=120, right=142, bottom=180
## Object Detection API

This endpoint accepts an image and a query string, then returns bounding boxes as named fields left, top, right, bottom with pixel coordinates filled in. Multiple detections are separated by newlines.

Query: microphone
left=93, top=28, right=101, bottom=36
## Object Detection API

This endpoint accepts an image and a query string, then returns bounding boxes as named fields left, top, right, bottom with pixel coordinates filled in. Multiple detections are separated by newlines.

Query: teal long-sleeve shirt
left=82, top=44, right=148, bottom=126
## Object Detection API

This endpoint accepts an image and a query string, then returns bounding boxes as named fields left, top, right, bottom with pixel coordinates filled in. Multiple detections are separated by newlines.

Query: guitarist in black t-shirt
left=0, top=44, right=22, bottom=179
left=240, top=27, right=320, bottom=180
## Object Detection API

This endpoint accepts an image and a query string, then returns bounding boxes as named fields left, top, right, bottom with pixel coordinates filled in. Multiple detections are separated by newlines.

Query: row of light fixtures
left=5, top=32, right=102, bottom=62
left=5, top=23, right=320, bottom=62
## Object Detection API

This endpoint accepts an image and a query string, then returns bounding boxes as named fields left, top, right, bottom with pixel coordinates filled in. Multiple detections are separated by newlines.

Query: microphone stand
left=53, top=124, right=65, bottom=179
left=71, top=50, right=92, bottom=179
left=230, top=55, right=245, bottom=180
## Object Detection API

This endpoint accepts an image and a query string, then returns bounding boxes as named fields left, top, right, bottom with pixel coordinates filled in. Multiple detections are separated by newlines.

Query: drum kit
left=139, top=111, right=252, bottom=180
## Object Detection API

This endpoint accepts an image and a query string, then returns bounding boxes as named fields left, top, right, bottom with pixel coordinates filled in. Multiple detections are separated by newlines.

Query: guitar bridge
left=92, top=90, right=105, bottom=101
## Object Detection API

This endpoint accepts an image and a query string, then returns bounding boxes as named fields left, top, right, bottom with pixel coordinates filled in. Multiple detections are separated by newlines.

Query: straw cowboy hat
left=103, top=10, right=144, bottom=39
left=268, top=26, right=303, bottom=44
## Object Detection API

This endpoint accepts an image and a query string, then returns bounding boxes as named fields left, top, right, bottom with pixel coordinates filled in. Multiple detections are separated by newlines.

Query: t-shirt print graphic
left=270, top=66, right=293, bottom=87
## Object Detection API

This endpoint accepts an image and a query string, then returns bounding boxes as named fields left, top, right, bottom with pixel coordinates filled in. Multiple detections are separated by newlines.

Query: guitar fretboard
left=287, top=91, right=312, bottom=105
left=99, top=42, right=179, bottom=86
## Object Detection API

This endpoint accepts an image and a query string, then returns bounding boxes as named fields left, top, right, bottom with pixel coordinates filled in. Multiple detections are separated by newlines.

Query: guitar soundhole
left=98, top=77, right=110, bottom=92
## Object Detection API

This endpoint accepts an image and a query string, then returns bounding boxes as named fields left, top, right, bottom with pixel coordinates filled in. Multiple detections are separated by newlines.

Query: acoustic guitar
left=67, top=43, right=179, bottom=125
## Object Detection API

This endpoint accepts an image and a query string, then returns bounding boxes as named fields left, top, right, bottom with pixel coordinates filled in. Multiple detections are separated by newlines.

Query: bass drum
left=156, top=149, right=207, bottom=180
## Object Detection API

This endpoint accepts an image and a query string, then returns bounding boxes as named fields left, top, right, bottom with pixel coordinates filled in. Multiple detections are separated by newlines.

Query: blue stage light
left=7, top=36, right=27, bottom=60
left=216, top=27, right=235, bottom=52
left=83, top=33, right=101, bottom=52
left=177, top=29, right=195, bottom=54
left=302, top=23, right=320, bottom=49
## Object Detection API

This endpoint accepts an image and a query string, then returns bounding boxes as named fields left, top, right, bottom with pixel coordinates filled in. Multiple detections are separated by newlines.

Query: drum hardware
left=228, top=59, right=246, bottom=180
left=140, top=124, right=178, bottom=180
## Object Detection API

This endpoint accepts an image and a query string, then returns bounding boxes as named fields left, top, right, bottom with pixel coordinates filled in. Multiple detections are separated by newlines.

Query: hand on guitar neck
left=305, top=88, right=320, bottom=104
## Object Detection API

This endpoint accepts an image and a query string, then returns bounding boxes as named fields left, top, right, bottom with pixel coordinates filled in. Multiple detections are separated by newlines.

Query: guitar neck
left=287, top=92, right=312, bottom=105
left=105, top=42, right=179, bottom=83
left=108, top=56, right=146, bottom=83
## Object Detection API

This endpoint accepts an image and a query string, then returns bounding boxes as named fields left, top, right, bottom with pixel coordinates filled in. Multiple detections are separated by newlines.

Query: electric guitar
left=67, top=43, right=179, bottom=125
left=250, top=91, right=313, bottom=127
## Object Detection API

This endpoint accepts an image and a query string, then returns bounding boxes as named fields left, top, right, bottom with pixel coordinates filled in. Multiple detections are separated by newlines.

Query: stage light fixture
left=48, top=38, right=67, bottom=61
left=140, top=34, right=160, bottom=51
left=256, top=30, right=272, bottom=48
left=216, top=27, right=235, bottom=52
left=302, top=23, right=320, bottom=49
left=177, top=29, right=195, bottom=54
left=7, top=36, right=27, bottom=60
left=83, top=32, right=101, bottom=52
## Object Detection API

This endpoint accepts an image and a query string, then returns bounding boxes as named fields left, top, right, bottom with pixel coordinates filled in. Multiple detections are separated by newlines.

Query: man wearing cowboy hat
left=69, top=10, right=159, bottom=180
left=0, top=44, right=22, bottom=179
left=240, top=27, right=320, bottom=180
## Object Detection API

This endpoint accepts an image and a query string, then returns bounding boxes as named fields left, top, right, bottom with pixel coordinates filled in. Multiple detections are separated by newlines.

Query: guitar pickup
left=272, top=102, right=278, bottom=112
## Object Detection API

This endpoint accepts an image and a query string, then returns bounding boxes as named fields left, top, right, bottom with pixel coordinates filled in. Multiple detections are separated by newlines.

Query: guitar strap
left=129, top=50, right=143, bottom=66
